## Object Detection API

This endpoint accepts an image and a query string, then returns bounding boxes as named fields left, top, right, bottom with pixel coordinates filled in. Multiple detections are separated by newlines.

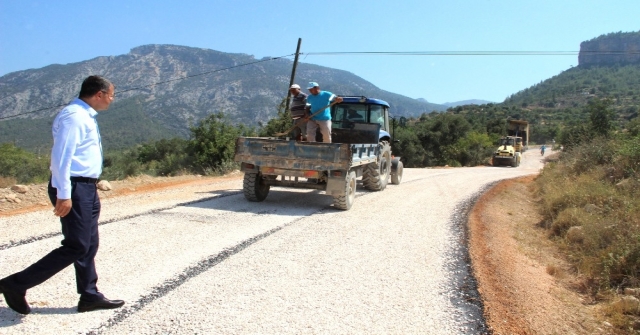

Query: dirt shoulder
left=0, top=174, right=233, bottom=217
left=468, top=175, right=607, bottom=334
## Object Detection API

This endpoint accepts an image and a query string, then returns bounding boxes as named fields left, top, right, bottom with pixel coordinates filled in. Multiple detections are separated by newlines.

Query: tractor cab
left=331, top=96, right=391, bottom=143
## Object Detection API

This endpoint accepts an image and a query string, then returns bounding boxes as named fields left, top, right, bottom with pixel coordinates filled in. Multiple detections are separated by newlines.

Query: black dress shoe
left=77, top=297, right=125, bottom=313
left=0, top=280, right=31, bottom=315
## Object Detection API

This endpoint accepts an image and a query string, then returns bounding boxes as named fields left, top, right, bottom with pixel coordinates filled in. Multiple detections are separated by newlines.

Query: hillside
left=500, top=64, right=640, bottom=130
left=503, top=31, right=640, bottom=119
left=0, top=45, right=445, bottom=151
left=449, top=30, right=639, bottom=144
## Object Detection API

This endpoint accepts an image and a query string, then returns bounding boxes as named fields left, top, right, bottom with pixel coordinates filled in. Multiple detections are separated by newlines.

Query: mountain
left=441, top=99, right=494, bottom=108
left=0, top=44, right=446, bottom=151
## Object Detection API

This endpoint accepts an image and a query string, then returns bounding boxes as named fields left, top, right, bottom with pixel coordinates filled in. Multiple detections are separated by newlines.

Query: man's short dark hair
left=79, top=75, right=113, bottom=98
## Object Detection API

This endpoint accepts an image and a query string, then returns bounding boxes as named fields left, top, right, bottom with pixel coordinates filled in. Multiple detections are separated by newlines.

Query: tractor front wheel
left=391, top=159, right=403, bottom=185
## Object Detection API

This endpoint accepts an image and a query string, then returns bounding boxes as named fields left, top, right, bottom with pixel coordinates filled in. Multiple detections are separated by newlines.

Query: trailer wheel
left=243, top=172, right=270, bottom=202
left=391, top=160, right=403, bottom=185
left=363, top=141, right=391, bottom=191
left=333, top=170, right=356, bottom=210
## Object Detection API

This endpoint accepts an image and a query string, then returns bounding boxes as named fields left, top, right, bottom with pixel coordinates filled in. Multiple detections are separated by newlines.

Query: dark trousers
left=3, top=179, right=103, bottom=301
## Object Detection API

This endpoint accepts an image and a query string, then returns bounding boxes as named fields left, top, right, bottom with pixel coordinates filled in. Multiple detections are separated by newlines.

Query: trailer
left=234, top=97, right=403, bottom=210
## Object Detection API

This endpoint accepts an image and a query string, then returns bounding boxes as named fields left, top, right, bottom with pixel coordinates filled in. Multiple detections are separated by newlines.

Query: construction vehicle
left=509, top=136, right=524, bottom=153
left=507, top=120, right=529, bottom=152
left=492, top=137, right=521, bottom=167
left=234, top=96, right=403, bottom=210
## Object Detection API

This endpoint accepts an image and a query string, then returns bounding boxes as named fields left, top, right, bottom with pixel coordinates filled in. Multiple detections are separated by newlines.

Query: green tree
left=587, top=98, right=615, bottom=137
left=101, top=149, right=143, bottom=180
left=137, top=138, right=193, bottom=176
left=531, top=124, right=561, bottom=144
left=454, top=131, right=494, bottom=166
left=559, top=124, right=591, bottom=150
left=188, top=112, right=253, bottom=174
left=259, top=98, right=291, bottom=137
left=485, top=118, right=506, bottom=137
left=415, top=114, right=472, bottom=166
left=392, top=126, right=428, bottom=167
left=0, top=143, right=50, bottom=183
left=627, top=116, right=640, bottom=137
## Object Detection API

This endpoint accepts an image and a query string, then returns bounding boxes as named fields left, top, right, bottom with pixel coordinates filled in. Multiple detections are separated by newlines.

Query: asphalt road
left=0, top=149, right=547, bottom=334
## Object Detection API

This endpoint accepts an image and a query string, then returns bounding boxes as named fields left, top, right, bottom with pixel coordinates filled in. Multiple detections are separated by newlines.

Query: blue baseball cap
left=307, top=82, right=319, bottom=89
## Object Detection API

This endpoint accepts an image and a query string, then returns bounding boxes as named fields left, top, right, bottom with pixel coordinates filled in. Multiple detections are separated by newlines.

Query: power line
left=304, top=50, right=640, bottom=56
left=3, top=49, right=639, bottom=121
left=0, top=54, right=295, bottom=120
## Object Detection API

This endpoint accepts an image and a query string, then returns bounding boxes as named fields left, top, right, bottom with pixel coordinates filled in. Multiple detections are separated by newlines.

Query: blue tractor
left=330, top=96, right=403, bottom=187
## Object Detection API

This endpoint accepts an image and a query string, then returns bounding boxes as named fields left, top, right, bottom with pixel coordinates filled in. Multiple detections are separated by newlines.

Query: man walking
left=305, top=82, right=342, bottom=143
left=0, top=75, right=124, bottom=314
left=289, top=84, right=308, bottom=141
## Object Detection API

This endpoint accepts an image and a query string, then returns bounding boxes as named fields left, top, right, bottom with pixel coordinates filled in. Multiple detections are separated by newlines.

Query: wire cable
left=304, top=50, right=640, bottom=56
left=2, top=49, right=639, bottom=121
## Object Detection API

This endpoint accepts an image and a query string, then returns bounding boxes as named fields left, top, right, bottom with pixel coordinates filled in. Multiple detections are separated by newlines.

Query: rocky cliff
left=579, top=31, right=640, bottom=67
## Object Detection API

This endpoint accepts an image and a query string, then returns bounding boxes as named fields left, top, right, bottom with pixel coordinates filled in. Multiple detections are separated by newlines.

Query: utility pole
left=285, top=38, right=302, bottom=113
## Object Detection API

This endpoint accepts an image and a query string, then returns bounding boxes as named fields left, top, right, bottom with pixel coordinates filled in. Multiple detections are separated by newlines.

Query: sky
left=1, top=0, right=639, bottom=104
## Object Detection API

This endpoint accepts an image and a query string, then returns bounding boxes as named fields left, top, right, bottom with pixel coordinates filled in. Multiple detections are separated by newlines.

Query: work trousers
left=306, top=119, right=332, bottom=143
left=292, top=117, right=307, bottom=141
left=3, top=179, right=103, bottom=301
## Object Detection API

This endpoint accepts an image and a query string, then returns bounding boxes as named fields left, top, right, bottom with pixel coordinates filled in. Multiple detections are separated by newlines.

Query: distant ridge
left=442, top=99, right=495, bottom=107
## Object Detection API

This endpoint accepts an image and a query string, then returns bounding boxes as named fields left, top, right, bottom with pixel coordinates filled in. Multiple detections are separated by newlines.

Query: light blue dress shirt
left=50, top=98, right=102, bottom=199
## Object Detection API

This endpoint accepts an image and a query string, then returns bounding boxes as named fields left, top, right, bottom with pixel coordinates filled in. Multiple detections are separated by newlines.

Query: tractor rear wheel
left=363, top=141, right=391, bottom=191
left=243, top=172, right=270, bottom=201
left=333, top=170, right=356, bottom=210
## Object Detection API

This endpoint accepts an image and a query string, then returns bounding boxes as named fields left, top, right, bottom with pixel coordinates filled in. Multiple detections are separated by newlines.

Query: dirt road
left=0, top=151, right=546, bottom=334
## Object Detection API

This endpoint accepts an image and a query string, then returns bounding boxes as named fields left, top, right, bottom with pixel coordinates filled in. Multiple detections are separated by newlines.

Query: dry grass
left=469, top=176, right=604, bottom=334
left=0, top=176, right=17, bottom=188
left=533, top=136, right=640, bottom=333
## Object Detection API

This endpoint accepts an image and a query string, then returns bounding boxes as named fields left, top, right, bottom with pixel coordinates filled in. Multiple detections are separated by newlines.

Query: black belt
left=70, top=176, right=99, bottom=184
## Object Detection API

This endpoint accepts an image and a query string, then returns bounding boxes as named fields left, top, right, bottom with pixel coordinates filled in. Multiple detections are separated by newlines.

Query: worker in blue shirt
left=305, top=82, right=343, bottom=143
left=0, top=76, right=125, bottom=315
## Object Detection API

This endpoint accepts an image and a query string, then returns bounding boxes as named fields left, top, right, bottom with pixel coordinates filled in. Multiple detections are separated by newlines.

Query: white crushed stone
left=0, top=151, right=546, bottom=334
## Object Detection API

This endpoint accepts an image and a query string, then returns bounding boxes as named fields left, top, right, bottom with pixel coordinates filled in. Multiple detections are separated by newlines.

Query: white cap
left=290, top=84, right=300, bottom=89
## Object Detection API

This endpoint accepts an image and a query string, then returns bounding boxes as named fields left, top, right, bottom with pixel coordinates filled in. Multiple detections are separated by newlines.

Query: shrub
left=535, top=136, right=640, bottom=293
left=189, top=112, right=249, bottom=174
left=0, top=143, right=50, bottom=184
left=551, top=208, right=584, bottom=236
left=614, top=136, right=640, bottom=180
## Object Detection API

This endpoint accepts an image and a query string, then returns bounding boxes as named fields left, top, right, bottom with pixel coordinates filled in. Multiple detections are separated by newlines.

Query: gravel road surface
left=0, top=150, right=547, bottom=334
